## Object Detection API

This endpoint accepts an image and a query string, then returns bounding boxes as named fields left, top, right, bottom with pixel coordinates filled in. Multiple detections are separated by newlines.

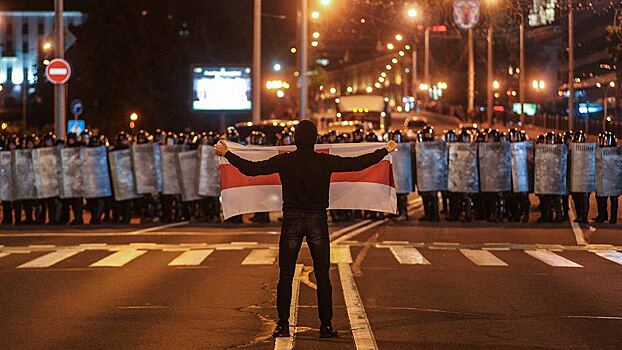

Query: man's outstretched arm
left=215, top=141, right=281, bottom=176
left=329, top=140, right=397, bottom=173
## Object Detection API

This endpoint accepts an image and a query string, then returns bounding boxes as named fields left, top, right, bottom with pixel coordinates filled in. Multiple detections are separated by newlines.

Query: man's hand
left=386, top=140, right=398, bottom=153
left=214, top=141, right=229, bottom=156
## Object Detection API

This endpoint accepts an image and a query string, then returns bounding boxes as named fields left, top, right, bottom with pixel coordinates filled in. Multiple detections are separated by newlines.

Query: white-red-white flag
left=219, top=141, right=397, bottom=219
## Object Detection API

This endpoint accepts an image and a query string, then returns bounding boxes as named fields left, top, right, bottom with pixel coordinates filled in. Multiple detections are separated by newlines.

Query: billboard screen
left=192, top=66, right=252, bottom=111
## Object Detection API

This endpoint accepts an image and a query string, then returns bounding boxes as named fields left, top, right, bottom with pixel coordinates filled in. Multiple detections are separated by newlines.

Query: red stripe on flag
left=221, top=159, right=394, bottom=189
left=220, top=164, right=281, bottom=188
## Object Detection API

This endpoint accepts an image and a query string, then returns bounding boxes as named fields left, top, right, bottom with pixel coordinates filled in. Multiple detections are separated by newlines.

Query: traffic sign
left=45, top=58, right=71, bottom=85
left=70, top=99, right=83, bottom=116
left=67, top=120, right=85, bottom=135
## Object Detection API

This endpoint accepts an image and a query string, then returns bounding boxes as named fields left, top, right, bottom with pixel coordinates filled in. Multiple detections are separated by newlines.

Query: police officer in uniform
left=473, top=129, right=489, bottom=220
left=85, top=134, right=106, bottom=224
left=441, top=130, right=457, bottom=219
left=160, top=132, right=178, bottom=223
left=486, top=129, right=507, bottom=222
left=36, top=132, right=61, bottom=225
left=363, top=131, right=384, bottom=220
left=561, top=130, right=574, bottom=222
left=19, top=134, right=39, bottom=224
left=1, top=135, right=18, bottom=225
left=507, top=128, right=530, bottom=222
left=60, top=132, right=84, bottom=225
left=570, top=130, right=591, bottom=223
left=199, top=131, right=222, bottom=223
left=134, top=130, right=159, bottom=224
left=593, top=131, right=618, bottom=224
left=388, top=130, right=409, bottom=220
left=110, top=132, right=133, bottom=224
left=417, top=126, right=440, bottom=221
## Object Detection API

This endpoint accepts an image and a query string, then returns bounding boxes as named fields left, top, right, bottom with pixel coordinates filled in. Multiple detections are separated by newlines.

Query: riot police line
left=388, top=127, right=621, bottom=224
left=0, top=125, right=620, bottom=226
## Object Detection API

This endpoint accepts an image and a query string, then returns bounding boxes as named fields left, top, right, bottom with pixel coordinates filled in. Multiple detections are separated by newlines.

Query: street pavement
left=1, top=195, right=622, bottom=349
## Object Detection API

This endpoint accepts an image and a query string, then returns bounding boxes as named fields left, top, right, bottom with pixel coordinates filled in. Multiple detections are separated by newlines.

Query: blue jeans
left=277, top=210, right=332, bottom=326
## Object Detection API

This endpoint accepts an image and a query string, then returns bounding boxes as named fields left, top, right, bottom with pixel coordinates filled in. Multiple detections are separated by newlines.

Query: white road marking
left=17, top=249, right=81, bottom=269
left=459, top=249, right=508, bottom=266
left=331, top=219, right=387, bottom=244
left=129, top=221, right=189, bottom=234
left=568, top=200, right=587, bottom=245
left=330, top=245, right=353, bottom=264
left=90, top=250, right=147, bottom=267
left=338, top=263, right=378, bottom=350
left=274, top=264, right=303, bottom=350
left=168, top=249, right=214, bottom=266
left=329, top=220, right=372, bottom=240
left=0, top=252, right=10, bottom=259
left=592, top=250, right=622, bottom=266
left=389, top=247, right=430, bottom=265
left=524, top=250, right=583, bottom=268
left=242, top=249, right=278, bottom=265
left=0, top=230, right=280, bottom=238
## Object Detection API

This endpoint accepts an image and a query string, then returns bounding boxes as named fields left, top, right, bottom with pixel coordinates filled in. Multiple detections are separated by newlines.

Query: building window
left=6, top=22, right=12, bottom=35
left=38, top=22, right=45, bottom=35
left=22, top=23, right=28, bottom=35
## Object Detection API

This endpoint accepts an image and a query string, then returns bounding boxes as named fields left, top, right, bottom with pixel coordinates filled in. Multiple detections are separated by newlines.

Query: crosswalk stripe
left=168, top=249, right=214, bottom=266
left=338, top=263, right=378, bottom=349
left=242, top=249, right=278, bottom=265
left=389, top=247, right=430, bottom=265
left=460, top=249, right=508, bottom=266
left=330, top=246, right=353, bottom=264
left=17, top=250, right=81, bottom=269
left=524, top=250, right=583, bottom=267
left=593, top=250, right=622, bottom=266
left=0, top=252, right=10, bottom=259
left=90, top=250, right=147, bottom=267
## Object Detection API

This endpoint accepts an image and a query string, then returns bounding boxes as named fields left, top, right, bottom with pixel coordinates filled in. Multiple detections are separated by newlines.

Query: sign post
left=54, top=0, right=67, bottom=140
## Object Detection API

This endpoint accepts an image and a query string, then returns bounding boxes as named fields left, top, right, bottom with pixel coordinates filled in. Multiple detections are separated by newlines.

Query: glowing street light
left=311, top=11, right=320, bottom=19
left=386, top=43, right=394, bottom=50
left=42, top=41, right=52, bottom=51
left=407, top=8, right=418, bottom=18
left=610, top=81, right=616, bottom=88
left=395, top=34, right=403, bottom=41
left=366, top=86, right=373, bottom=93
left=312, top=31, right=320, bottom=39
left=391, top=58, right=398, bottom=64
left=311, top=40, right=319, bottom=47
left=385, top=64, right=392, bottom=70
left=273, top=63, right=282, bottom=71
left=492, top=80, right=500, bottom=90
left=276, top=90, right=285, bottom=98
left=419, top=83, right=430, bottom=91
left=290, top=47, right=297, bottom=54
left=130, top=112, right=139, bottom=122
left=320, top=0, right=331, bottom=5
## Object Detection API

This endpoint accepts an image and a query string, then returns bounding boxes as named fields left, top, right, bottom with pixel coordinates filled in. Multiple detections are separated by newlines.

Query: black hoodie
left=224, top=121, right=388, bottom=212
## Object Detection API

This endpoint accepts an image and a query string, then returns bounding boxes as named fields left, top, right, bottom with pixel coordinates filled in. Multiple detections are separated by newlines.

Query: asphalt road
left=1, top=197, right=622, bottom=349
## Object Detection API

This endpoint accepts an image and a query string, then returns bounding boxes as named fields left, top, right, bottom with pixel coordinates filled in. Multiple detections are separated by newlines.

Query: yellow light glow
left=311, top=11, right=320, bottom=19
left=42, top=41, right=52, bottom=50
left=610, top=81, right=616, bottom=87
left=492, top=80, right=500, bottom=90
left=395, top=34, right=403, bottom=41
left=311, top=41, right=319, bottom=47
left=320, top=0, right=331, bottom=5
left=374, top=82, right=381, bottom=88
left=329, top=87, right=337, bottom=94
left=378, top=77, right=385, bottom=83
left=386, top=43, right=394, bottom=50
left=43, top=59, right=50, bottom=66
left=419, top=83, right=429, bottom=91
left=1, top=122, right=7, bottom=130
left=392, top=58, right=398, bottom=64
left=539, top=80, right=545, bottom=89
left=385, top=64, right=392, bottom=70
left=335, top=98, right=340, bottom=103
left=407, top=8, right=417, bottom=18
left=399, top=50, right=405, bottom=57
left=130, top=112, right=139, bottom=121
left=405, top=44, right=411, bottom=50
left=290, top=47, right=297, bottom=53
left=381, top=72, right=387, bottom=78
left=276, top=90, right=285, bottom=98
left=346, top=86, right=353, bottom=93
left=494, top=92, right=500, bottom=98
left=366, top=86, right=373, bottom=93
left=312, top=31, right=320, bottom=39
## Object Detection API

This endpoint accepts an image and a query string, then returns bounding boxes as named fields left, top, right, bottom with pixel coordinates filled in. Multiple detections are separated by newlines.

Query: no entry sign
left=45, top=58, right=72, bottom=85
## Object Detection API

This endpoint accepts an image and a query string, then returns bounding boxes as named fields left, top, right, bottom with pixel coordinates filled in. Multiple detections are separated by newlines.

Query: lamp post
left=54, top=0, right=66, bottom=140
left=252, top=0, right=261, bottom=123
left=298, top=0, right=309, bottom=120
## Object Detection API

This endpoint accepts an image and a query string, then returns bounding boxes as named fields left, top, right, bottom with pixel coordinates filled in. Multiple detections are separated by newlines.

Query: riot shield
left=448, top=143, right=479, bottom=193
left=510, top=141, right=531, bottom=193
left=478, top=142, right=512, bottom=192
left=534, top=144, right=567, bottom=195
left=81, top=146, right=112, bottom=199
left=32, top=147, right=61, bottom=199
left=392, top=143, right=413, bottom=194
left=12, top=149, right=37, bottom=200
left=0, top=151, right=13, bottom=201
left=60, top=147, right=84, bottom=198
left=109, top=149, right=141, bottom=201
left=596, top=147, right=622, bottom=197
left=131, top=143, right=163, bottom=194
left=176, top=150, right=201, bottom=202
left=569, top=143, right=597, bottom=193
left=160, top=145, right=181, bottom=195
left=415, top=141, right=448, bottom=192
left=197, top=145, right=221, bottom=197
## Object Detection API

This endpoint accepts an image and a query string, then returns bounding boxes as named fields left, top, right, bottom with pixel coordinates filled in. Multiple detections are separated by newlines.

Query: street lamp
left=493, top=80, right=500, bottom=90
left=320, top=0, right=331, bottom=5
left=129, top=112, right=138, bottom=130
left=42, top=41, right=52, bottom=51
left=273, top=63, right=282, bottom=71
left=407, top=8, right=418, bottom=18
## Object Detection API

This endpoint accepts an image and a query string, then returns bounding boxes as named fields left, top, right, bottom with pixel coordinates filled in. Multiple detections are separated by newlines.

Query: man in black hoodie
left=215, top=120, right=396, bottom=338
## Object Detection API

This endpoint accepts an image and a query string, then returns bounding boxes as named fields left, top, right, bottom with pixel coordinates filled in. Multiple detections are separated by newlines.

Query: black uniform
left=593, top=132, right=618, bottom=224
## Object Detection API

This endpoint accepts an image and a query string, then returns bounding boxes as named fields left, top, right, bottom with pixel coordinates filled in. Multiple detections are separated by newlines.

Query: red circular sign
left=45, top=58, right=71, bottom=84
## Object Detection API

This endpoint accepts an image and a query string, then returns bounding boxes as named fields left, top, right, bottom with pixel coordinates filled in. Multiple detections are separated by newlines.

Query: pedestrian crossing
left=1, top=243, right=622, bottom=270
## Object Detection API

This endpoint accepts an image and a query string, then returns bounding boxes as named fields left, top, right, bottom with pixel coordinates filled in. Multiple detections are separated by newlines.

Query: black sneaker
left=319, top=325, right=338, bottom=338
left=272, top=323, right=290, bottom=338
